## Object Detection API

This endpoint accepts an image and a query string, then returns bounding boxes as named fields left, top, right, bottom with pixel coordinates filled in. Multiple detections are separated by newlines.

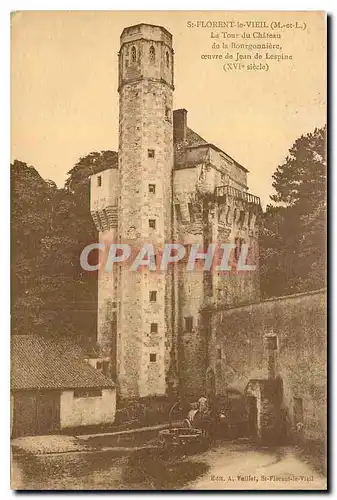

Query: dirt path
left=186, top=442, right=327, bottom=490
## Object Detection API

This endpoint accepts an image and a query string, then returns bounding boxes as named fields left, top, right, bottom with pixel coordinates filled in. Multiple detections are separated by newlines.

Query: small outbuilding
left=11, top=335, right=116, bottom=437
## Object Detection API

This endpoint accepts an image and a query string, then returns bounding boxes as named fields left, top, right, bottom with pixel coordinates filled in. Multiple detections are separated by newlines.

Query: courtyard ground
left=11, top=439, right=326, bottom=491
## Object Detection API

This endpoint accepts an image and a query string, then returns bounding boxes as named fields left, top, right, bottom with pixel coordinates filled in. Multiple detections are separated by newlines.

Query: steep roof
left=174, top=125, right=249, bottom=173
left=185, top=127, right=208, bottom=148
left=11, top=335, right=115, bottom=391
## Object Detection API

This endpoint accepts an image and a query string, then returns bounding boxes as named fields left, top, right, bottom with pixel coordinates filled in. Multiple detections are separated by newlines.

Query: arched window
left=131, top=46, right=137, bottom=63
left=166, top=51, right=170, bottom=68
left=149, top=45, right=156, bottom=62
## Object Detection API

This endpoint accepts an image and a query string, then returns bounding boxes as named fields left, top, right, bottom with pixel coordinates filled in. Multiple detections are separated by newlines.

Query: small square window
left=149, top=184, right=156, bottom=194
left=149, top=219, right=156, bottom=229
left=97, top=176, right=102, bottom=187
left=185, top=316, right=193, bottom=332
left=265, top=334, right=278, bottom=351
left=148, top=149, right=155, bottom=159
left=149, top=290, right=157, bottom=302
left=150, top=353, right=157, bottom=363
left=150, top=323, right=158, bottom=333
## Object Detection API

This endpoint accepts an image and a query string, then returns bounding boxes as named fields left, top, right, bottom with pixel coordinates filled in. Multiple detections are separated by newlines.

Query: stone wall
left=60, top=388, right=116, bottom=428
left=172, top=153, right=261, bottom=397
left=210, top=289, right=327, bottom=442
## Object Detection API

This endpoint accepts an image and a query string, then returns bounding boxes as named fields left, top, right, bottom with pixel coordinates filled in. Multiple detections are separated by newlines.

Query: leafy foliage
left=11, top=151, right=117, bottom=343
left=260, top=126, right=326, bottom=297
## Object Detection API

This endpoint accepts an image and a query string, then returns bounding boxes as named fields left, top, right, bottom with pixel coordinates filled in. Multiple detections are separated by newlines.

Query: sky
left=11, top=11, right=326, bottom=207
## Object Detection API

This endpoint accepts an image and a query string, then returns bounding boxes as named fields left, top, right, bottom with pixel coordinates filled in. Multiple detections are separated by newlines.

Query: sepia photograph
left=10, top=10, right=327, bottom=490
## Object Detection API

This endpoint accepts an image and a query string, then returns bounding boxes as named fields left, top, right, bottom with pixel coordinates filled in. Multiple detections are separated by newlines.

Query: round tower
left=117, top=24, right=174, bottom=398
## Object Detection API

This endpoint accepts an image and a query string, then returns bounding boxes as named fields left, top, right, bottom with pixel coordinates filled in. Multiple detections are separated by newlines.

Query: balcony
left=215, top=185, right=261, bottom=206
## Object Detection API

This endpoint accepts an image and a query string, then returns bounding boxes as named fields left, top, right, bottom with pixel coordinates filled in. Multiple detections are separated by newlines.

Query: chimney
left=173, top=109, right=187, bottom=142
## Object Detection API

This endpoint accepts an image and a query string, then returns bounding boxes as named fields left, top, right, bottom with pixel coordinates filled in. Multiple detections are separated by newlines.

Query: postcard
left=11, top=11, right=327, bottom=490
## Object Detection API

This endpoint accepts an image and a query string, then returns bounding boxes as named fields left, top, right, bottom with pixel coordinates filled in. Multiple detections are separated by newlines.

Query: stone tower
left=117, top=24, right=174, bottom=398
left=90, top=23, right=261, bottom=402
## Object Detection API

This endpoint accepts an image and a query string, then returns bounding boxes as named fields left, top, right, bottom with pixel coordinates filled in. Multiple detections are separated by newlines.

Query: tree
left=11, top=151, right=118, bottom=345
left=260, top=126, right=326, bottom=297
left=11, top=160, right=54, bottom=334
left=60, top=151, right=118, bottom=344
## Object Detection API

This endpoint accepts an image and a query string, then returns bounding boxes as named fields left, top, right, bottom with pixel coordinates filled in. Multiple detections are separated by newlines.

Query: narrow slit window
left=102, top=361, right=110, bottom=376
left=131, top=46, right=137, bottom=63
left=97, top=175, right=102, bottom=187
left=165, top=106, right=171, bottom=122
left=188, top=203, right=195, bottom=223
left=239, top=210, right=246, bottom=227
left=182, top=244, right=191, bottom=262
left=185, top=316, right=193, bottom=333
left=175, top=204, right=182, bottom=221
left=234, top=238, right=243, bottom=262
left=249, top=213, right=256, bottom=229
left=106, top=300, right=112, bottom=317
left=226, top=206, right=231, bottom=224
left=233, top=208, right=239, bottom=224
left=293, top=397, right=304, bottom=427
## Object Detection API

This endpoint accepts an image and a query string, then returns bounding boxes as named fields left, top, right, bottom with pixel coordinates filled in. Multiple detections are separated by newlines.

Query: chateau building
left=90, top=23, right=261, bottom=399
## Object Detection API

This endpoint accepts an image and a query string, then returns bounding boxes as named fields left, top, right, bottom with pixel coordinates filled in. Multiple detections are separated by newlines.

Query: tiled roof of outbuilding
left=11, top=335, right=115, bottom=391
